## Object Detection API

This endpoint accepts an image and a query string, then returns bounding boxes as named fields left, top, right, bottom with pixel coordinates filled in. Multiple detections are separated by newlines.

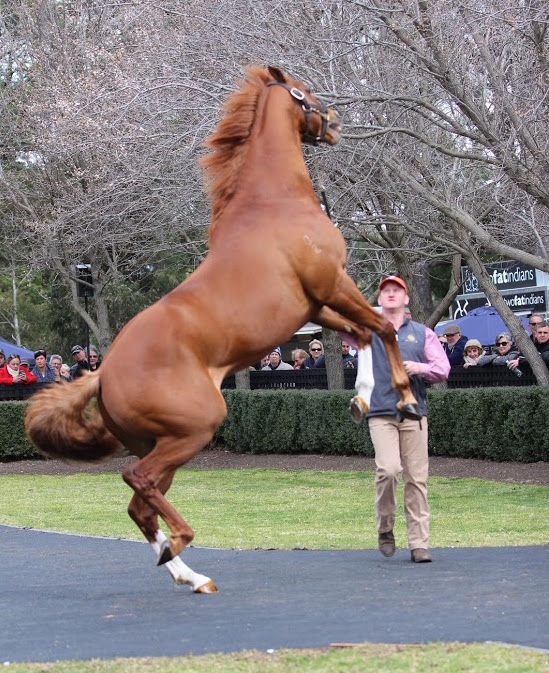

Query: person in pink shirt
left=352, top=275, right=450, bottom=564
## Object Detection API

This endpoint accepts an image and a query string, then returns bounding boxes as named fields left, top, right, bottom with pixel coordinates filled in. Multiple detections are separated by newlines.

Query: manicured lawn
left=0, top=469, right=547, bottom=549
left=4, top=643, right=549, bottom=672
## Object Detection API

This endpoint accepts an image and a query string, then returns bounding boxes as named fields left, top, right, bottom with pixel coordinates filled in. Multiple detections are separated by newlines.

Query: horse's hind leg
left=126, top=477, right=216, bottom=592
left=123, top=431, right=220, bottom=592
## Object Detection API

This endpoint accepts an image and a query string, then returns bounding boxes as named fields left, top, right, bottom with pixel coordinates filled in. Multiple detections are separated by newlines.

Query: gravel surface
left=1, top=449, right=548, bottom=485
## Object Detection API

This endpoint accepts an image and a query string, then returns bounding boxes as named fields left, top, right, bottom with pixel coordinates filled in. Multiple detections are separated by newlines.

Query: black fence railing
left=0, top=383, right=44, bottom=401
left=0, top=364, right=540, bottom=402
left=222, top=365, right=538, bottom=389
left=221, top=369, right=358, bottom=390
left=446, top=364, right=536, bottom=387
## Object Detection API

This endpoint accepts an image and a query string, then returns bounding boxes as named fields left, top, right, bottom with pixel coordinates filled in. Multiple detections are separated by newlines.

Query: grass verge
left=0, top=469, right=547, bottom=548
left=4, top=643, right=549, bottom=672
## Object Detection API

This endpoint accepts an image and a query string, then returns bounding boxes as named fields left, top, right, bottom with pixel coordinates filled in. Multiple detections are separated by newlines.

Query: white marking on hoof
left=355, top=346, right=374, bottom=410
left=151, top=530, right=215, bottom=591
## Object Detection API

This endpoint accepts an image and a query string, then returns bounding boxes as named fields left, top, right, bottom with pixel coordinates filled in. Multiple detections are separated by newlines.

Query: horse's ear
left=267, top=66, right=286, bottom=83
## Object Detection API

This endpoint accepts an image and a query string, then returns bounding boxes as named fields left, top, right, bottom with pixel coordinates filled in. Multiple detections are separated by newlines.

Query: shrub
left=0, top=401, right=39, bottom=459
left=2, top=387, right=548, bottom=463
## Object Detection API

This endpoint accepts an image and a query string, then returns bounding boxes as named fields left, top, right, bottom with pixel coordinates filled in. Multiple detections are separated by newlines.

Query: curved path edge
left=1, top=525, right=547, bottom=663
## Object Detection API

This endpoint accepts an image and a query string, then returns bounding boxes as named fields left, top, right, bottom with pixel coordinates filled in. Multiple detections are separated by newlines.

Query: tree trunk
left=94, top=292, right=113, bottom=353
left=323, top=328, right=344, bottom=390
left=10, top=261, right=21, bottom=346
left=426, top=254, right=463, bottom=329
left=412, top=259, right=434, bottom=322
left=235, top=368, right=250, bottom=390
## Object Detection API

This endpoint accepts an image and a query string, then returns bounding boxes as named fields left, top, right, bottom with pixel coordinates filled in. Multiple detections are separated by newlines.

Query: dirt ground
left=1, top=449, right=548, bottom=485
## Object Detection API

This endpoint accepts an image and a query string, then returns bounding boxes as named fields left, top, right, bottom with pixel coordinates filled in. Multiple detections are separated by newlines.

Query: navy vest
left=367, top=318, right=428, bottom=418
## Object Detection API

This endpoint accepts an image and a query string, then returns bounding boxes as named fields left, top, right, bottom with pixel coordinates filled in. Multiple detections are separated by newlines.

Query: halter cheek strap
left=266, top=80, right=330, bottom=146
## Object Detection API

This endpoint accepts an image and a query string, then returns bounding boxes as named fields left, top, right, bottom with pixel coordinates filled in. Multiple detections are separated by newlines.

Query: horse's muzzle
left=326, top=112, right=342, bottom=145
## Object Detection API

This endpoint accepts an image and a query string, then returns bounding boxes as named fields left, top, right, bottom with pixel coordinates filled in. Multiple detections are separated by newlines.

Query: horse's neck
left=239, top=102, right=317, bottom=200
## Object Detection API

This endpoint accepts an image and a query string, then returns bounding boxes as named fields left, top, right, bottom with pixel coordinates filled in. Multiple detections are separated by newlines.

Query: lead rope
left=309, top=147, right=336, bottom=225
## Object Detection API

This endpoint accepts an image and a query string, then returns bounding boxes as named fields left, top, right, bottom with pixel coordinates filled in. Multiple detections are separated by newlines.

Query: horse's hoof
left=349, top=396, right=368, bottom=425
left=195, top=579, right=219, bottom=593
left=157, top=539, right=173, bottom=566
left=397, top=403, right=422, bottom=421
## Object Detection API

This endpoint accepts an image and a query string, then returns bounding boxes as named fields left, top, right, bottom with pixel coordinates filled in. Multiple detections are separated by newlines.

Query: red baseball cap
left=378, top=275, right=408, bottom=294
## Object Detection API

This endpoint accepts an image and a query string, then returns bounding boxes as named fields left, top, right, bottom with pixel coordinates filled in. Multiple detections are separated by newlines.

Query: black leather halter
left=266, top=81, right=330, bottom=145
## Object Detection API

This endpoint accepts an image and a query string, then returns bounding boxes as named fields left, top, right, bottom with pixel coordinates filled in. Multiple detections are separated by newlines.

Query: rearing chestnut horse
left=25, top=66, right=419, bottom=593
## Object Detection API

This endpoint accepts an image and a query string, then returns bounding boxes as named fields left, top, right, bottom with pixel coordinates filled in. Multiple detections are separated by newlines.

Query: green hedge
left=2, top=387, right=548, bottom=463
left=0, top=401, right=38, bottom=459
left=427, top=386, right=549, bottom=462
left=217, top=389, right=373, bottom=455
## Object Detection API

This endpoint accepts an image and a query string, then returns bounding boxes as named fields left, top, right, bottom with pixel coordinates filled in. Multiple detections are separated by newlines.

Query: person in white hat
left=462, top=339, right=484, bottom=368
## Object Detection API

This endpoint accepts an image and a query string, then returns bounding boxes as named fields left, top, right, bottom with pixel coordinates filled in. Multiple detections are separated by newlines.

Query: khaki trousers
left=368, top=416, right=429, bottom=550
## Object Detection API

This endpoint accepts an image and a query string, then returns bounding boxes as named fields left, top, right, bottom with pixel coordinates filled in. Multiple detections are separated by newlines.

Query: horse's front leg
left=315, top=300, right=420, bottom=422
left=127, top=490, right=217, bottom=593
left=350, top=343, right=375, bottom=425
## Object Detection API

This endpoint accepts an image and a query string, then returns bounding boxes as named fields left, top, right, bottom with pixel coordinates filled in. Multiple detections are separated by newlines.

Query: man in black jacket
left=509, top=322, right=549, bottom=371
left=440, top=324, right=468, bottom=366
left=69, top=345, right=90, bottom=379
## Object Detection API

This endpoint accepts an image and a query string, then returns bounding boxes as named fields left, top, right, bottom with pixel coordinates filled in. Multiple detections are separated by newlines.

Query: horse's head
left=266, top=66, right=342, bottom=146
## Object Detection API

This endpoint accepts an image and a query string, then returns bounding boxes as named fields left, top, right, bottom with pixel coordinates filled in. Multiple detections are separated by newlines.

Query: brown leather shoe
left=378, top=530, right=396, bottom=557
left=410, top=548, right=432, bottom=563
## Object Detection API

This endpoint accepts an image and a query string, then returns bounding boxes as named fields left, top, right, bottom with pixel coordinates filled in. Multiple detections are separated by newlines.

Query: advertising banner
left=451, top=288, right=547, bottom=320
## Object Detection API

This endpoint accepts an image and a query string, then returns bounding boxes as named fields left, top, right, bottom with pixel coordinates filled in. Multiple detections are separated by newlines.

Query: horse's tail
left=25, top=371, right=123, bottom=463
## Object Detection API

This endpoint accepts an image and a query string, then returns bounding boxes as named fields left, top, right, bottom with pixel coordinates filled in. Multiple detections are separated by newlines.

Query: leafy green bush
left=0, top=401, right=39, bottom=459
left=2, top=387, right=548, bottom=463
left=219, top=390, right=373, bottom=455
left=428, top=386, right=549, bottom=462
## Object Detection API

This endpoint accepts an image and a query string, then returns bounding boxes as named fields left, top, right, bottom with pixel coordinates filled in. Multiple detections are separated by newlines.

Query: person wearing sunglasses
left=476, top=332, right=520, bottom=370
left=88, top=346, right=101, bottom=372
left=308, top=339, right=358, bottom=369
left=440, top=324, right=468, bottom=367
left=302, top=339, right=325, bottom=369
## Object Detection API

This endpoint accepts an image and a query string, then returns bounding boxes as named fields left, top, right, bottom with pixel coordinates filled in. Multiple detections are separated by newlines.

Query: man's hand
left=403, top=360, right=421, bottom=376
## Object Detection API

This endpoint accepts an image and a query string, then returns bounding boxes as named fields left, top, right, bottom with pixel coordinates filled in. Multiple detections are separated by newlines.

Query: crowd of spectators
left=0, top=343, right=101, bottom=385
left=3, top=311, right=546, bottom=386
left=438, top=312, right=549, bottom=374
left=258, top=338, right=358, bottom=373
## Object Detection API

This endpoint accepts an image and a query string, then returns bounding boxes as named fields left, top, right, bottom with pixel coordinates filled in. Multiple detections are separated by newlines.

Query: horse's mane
left=201, top=66, right=273, bottom=229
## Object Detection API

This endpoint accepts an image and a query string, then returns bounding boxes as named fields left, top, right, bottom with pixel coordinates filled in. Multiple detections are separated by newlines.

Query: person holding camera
left=0, top=354, right=38, bottom=385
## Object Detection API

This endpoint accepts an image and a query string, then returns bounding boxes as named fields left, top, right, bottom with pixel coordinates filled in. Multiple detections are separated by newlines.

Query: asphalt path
left=1, top=524, right=548, bottom=663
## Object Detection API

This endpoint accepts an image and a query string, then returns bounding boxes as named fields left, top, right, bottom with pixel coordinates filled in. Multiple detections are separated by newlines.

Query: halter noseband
left=266, top=81, right=330, bottom=146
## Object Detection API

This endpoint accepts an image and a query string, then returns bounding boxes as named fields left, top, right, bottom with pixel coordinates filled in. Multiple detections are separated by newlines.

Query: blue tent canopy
left=0, top=337, right=36, bottom=361
left=435, top=306, right=531, bottom=346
